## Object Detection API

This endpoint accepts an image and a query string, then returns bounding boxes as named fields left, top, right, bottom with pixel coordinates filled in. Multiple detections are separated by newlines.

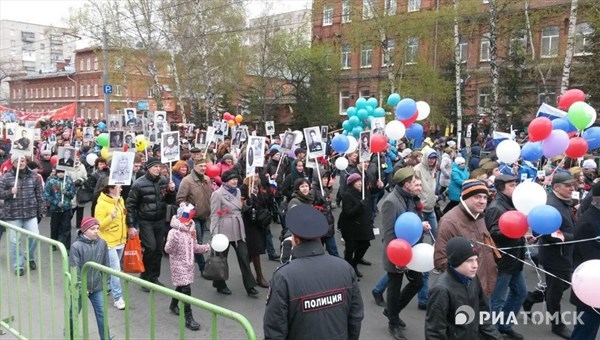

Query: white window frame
left=94, top=83, right=98, bottom=96
left=86, top=57, right=91, bottom=71
left=46, top=87, right=50, bottom=98
left=64, top=86, right=68, bottom=97
left=88, top=108, right=92, bottom=119
left=541, top=26, right=559, bottom=58
left=52, top=87, right=56, bottom=98
left=362, top=0, right=373, bottom=20
left=80, top=59, right=84, bottom=71
left=459, top=37, right=468, bottom=64
left=87, top=84, right=91, bottom=96
left=385, top=0, right=397, bottom=15
left=480, top=33, right=491, bottom=62
left=95, top=108, right=99, bottom=120
left=35, top=88, right=39, bottom=98
left=342, top=0, right=352, bottom=23
left=405, top=37, right=419, bottom=65
left=360, top=45, right=373, bottom=68
left=408, top=0, right=421, bottom=12
left=115, top=85, right=122, bottom=96
left=341, top=45, right=351, bottom=70
left=80, top=84, right=84, bottom=96
left=323, top=4, right=333, bottom=26
left=574, top=23, right=593, bottom=56
left=340, top=91, right=351, bottom=115
left=382, top=39, right=396, bottom=66
left=94, top=57, right=98, bottom=70
left=478, top=88, right=491, bottom=116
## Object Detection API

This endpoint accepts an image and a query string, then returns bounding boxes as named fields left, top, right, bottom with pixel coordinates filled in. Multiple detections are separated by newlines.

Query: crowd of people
left=0, top=118, right=599, bottom=340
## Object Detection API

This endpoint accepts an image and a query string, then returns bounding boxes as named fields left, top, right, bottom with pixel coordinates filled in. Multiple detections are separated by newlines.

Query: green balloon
left=568, top=101, right=592, bottom=130
left=97, top=133, right=109, bottom=147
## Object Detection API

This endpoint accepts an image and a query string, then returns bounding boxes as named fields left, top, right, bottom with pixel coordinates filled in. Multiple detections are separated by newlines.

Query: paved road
left=0, top=196, right=579, bottom=339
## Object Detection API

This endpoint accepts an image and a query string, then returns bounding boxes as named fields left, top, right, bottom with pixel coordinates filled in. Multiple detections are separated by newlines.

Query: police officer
left=263, top=205, right=364, bottom=339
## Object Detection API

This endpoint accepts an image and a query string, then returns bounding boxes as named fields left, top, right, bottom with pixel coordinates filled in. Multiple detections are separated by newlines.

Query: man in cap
left=263, top=205, right=363, bottom=340
left=425, top=236, right=501, bottom=339
left=126, top=157, right=176, bottom=288
left=434, top=179, right=499, bottom=298
left=582, top=159, right=598, bottom=190
left=485, top=175, right=526, bottom=339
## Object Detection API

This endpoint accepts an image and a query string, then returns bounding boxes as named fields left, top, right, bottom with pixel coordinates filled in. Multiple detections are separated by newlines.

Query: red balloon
left=223, top=112, right=233, bottom=121
left=123, top=144, right=128, bottom=151
left=371, top=134, right=387, bottom=153
left=50, top=155, right=58, bottom=166
left=565, top=137, right=589, bottom=158
left=528, top=117, right=553, bottom=142
left=558, top=89, right=586, bottom=110
left=400, top=111, right=418, bottom=128
left=386, top=239, right=413, bottom=267
left=499, top=210, right=529, bottom=239
left=205, top=164, right=220, bottom=178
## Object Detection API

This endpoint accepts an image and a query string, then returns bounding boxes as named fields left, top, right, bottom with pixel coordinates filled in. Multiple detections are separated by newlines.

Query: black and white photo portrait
left=161, top=131, right=180, bottom=162
left=125, top=108, right=139, bottom=127
left=196, top=130, right=207, bottom=147
left=109, top=130, right=124, bottom=151
left=154, top=111, right=168, bottom=139
left=371, top=117, right=385, bottom=135
left=83, top=127, right=95, bottom=142
left=359, top=131, right=371, bottom=162
left=321, top=125, right=329, bottom=140
left=56, top=146, right=76, bottom=171
left=304, top=127, right=324, bottom=157
left=265, top=121, right=275, bottom=136
left=281, top=131, right=295, bottom=153
left=109, top=151, right=134, bottom=185
left=125, top=133, right=135, bottom=149
left=109, top=114, right=121, bottom=129
left=13, top=127, right=32, bottom=151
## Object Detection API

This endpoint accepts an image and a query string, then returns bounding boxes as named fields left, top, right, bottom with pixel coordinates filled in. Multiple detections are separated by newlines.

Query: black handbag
left=76, top=184, right=94, bottom=204
left=254, top=208, right=273, bottom=227
left=201, top=250, right=229, bottom=281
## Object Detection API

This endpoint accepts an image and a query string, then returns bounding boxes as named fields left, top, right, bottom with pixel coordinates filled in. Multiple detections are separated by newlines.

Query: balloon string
left=428, top=230, right=436, bottom=243
left=494, top=236, right=599, bottom=250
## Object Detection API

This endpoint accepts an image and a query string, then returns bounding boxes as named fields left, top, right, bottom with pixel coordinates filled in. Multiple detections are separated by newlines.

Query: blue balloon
left=365, top=116, right=372, bottom=126
left=406, top=122, right=423, bottom=140
left=387, top=93, right=401, bottom=107
left=366, top=106, right=374, bottom=114
left=395, top=98, right=417, bottom=120
left=349, top=116, right=360, bottom=126
left=331, top=135, right=350, bottom=153
left=347, top=107, right=357, bottom=117
left=357, top=109, right=368, bottom=120
left=373, top=107, right=386, bottom=117
left=356, top=97, right=367, bottom=110
left=342, top=120, right=352, bottom=131
left=527, top=205, right=561, bottom=235
left=521, top=142, right=543, bottom=162
left=98, top=122, right=106, bottom=131
left=342, top=130, right=349, bottom=136
left=582, top=126, right=600, bottom=150
left=367, top=97, right=378, bottom=109
left=352, top=126, right=363, bottom=136
left=394, top=212, right=423, bottom=245
left=552, top=117, right=577, bottom=133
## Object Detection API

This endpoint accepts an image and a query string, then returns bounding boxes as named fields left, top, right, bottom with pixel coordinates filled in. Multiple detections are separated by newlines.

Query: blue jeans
left=422, top=210, right=437, bottom=238
left=373, top=273, right=388, bottom=294
left=7, top=218, right=39, bottom=270
left=265, top=225, right=276, bottom=257
left=193, top=218, right=206, bottom=272
left=107, top=247, right=124, bottom=301
left=321, top=234, right=339, bottom=257
left=70, top=290, right=109, bottom=339
left=571, top=306, right=600, bottom=340
left=418, top=272, right=430, bottom=305
left=490, top=271, right=528, bottom=331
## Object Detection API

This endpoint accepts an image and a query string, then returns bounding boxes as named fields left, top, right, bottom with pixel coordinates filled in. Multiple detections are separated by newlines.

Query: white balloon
left=407, top=243, right=434, bottom=272
left=496, top=140, right=521, bottom=164
left=346, top=136, right=358, bottom=153
left=293, top=130, right=303, bottom=145
left=572, top=260, right=600, bottom=308
left=385, top=120, right=406, bottom=140
left=416, top=101, right=431, bottom=121
left=86, top=153, right=98, bottom=166
left=211, top=234, right=229, bottom=252
left=335, top=157, right=349, bottom=171
left=584, top=103, right=597, bottom=129
left=512, top=182, right=547, bottom=215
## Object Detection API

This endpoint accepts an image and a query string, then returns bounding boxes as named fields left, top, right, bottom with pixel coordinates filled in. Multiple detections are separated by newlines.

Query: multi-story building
left=0, top=20, right=77, bottom=104
left=312, top=0, right=595, bottom=130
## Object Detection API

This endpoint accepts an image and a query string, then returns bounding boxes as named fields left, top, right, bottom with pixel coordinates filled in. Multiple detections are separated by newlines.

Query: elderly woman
left=217, top=154, right=235, bottom=177
left=209, top=170, right=259, bottom=296
left=171, top=160, right=189, bottom=192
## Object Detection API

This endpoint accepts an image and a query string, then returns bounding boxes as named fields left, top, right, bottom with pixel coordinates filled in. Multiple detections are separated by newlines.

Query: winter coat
left=39, top=158, right=53, bottom=182
left=311, top=182, right=335, bottom=238
left=439, top=153, right=453, bottom=188
left=70, top=232, right=109, bottom=294
left=338, top=187, right=374, bottom=242
left=538, top=191, right=575, bottom=272
left=176, top=170, right=212, bottom=219
left=448, top=163, right=469, bottom=202
left=172, top=172, right=184, bottom=192
left=469, top=144, right=481, bottom=171
left=95, top=192, right=127, bottom=248
left=217, top=162, right=234, bottom=177
left=125, top=172, right=175, bottom=226
left=44, top=175, right=76, bottom=212
left=414, top=147, right=437, bottom=212
left=484, top=192, right=524, bottom=274
left=165, top=217, right=210, bottom=287
left=570, top=204, right=600, bottom=312
left=209, top=186, right=246, bottom=242
left=434, top=203, right=499, bottom=298
left=381, top=185, right=417, bottom=273
left=66, top=163, right=88, bottom=207
left=281, top=159, right=307, bottom=201
left=0, top=167, right=46, bottom=220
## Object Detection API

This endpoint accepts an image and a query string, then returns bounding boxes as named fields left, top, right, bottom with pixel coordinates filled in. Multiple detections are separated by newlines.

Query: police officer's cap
left=285, top=205, right=328, bottom=240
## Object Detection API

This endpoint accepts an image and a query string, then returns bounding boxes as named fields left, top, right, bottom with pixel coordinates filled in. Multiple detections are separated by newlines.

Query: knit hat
left=455, top=156, right=466, bottom=165
left=447, top=141, right=456, bottom=148
left=447, top=236, right=478, bottom=267
left=400, top=148, right=412, bottom=159
left=80, top=217, right=100, bottom=233
left=145, top=157, right=160, bottom=169
left=11, top=154, right=22, bottom=163
left=222, top=153, right=234, bottom=161
left=583, top=159, right=597, bottom=169
left=41, top=150, right=52, bottom=156
left=221, top=170, right=240, bottom=183
left=393, top=167, right=414, bottom=185
left=461, top=179, right=489, bottom=201
left=346, top=173, right=361, bottom=186
left=176, top=202, right=196, bottom=223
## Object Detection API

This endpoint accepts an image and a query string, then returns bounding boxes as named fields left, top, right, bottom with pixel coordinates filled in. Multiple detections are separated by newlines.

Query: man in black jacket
left=484, top=175, right=526, bottom=340
left=126, top=157, right=175, bottom=288
left=570, top=184, right=600, bottom=339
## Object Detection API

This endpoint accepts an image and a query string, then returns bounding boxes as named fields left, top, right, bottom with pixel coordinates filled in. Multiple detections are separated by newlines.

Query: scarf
left=223, top=183, right=238, bottom=195
left=293, top=190, right=314, bottom=204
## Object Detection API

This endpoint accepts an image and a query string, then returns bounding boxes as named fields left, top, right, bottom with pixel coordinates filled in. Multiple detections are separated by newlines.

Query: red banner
left=1, top=103, right=76, bottom=121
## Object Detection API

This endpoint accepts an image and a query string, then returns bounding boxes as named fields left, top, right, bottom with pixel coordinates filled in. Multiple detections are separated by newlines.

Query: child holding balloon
left=165, top=202, right=211, bottom=331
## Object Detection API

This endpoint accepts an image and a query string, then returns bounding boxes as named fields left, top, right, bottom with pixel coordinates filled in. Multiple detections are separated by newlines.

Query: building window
left=360, top=90, right=370, bottom=99
left=574, top=23, right=593, bottom=56
left=41, top=88, right=45, bottom=98
left=385, top=0, right=397, bottom=15
left=360, top=45, right=373, bottom=68
left=86, top=57, right=91, bottom=71
left=46, top=87, right=50, bottom=98
left=382, top=39, right=396, bottom=66
left=405, top=37, right=419, bottom=65
left=341, top=45, right=351, bottom=69
left=80, top=59, right=84, bottom=71
left=459, top=37, right=468, bottom=63
left=58, top=87, right=62, bottom=97
left=483, top=0, right=489, bottom=3
left=342, top=0, right=352, bottom=23
left=35, top=88, right=39, bottom=98
left=480, top=32, right=491, bottom=62
left=362, top=0, right=373, bottom=20
left=541, top=26, right=559, bottom=58
left=94, top=57, right=99, bottom=70
left=147, top=87, right=154, bottom=98
left=408, top=0, right=421, bottom=12
left=52, top=87, right=56, bottom=98
left=538, top=91, right=557, bottom=105
left=87, top=84, right=91, bottom=96
left=94, top=83, right=98, bottom=96
left=323, top=4, right=333, bottom=26
left=88, top=108, right=92, bottom=119
left=340, top=91, right=351, bottom=115
left=95, top=108, right=99, bottom=120
left=71, top=85, right=75, bottom=97
left=80, top=108, right=84, bottom=116
left=478, top=87, right=491, bottom=115
left=64, top=86, right=68, bottom=97
left=115, top=85, right=122, bottom=96
left=80, top=84, right=84, bottom=96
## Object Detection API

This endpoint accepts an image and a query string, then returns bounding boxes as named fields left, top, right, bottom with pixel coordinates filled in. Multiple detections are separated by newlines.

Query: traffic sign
left=103, top=85, right=113, bottom=95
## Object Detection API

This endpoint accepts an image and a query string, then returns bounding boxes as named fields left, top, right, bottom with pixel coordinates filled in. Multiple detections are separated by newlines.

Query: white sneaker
left=114, top=298, right=125, bottom=310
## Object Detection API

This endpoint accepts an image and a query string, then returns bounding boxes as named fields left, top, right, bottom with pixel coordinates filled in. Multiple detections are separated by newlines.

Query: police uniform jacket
left=263, top=239, right=364, bottom=340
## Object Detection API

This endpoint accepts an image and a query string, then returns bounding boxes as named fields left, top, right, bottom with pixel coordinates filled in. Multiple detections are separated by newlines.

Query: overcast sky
left=0, top=0, right=312, bottom=27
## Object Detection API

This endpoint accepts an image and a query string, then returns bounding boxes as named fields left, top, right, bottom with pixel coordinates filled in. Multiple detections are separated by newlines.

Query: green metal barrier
left=0, top=219, right=74, bottom=340
left=80, top=262, right=257, bottom=340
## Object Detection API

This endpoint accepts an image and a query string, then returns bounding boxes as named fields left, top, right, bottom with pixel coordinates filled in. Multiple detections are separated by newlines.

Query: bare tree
left=560, top=0, right=579, bottom=94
